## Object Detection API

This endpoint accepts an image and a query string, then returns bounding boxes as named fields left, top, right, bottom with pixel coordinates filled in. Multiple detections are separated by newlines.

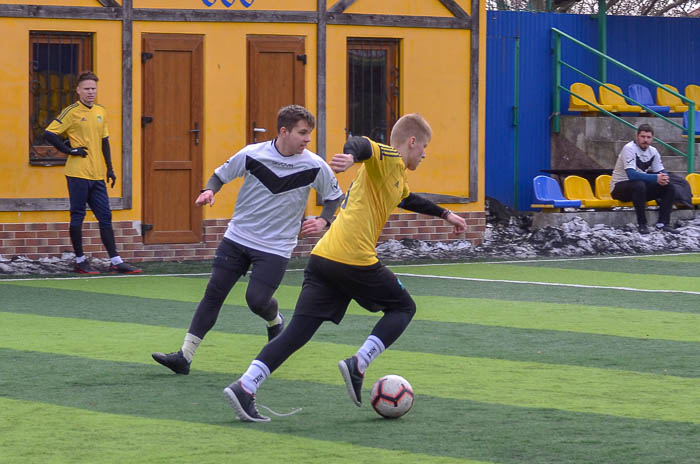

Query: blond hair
left=390, top=113, right=432, bottom=146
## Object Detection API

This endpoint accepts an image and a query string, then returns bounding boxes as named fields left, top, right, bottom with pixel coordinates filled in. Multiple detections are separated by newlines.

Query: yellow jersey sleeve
left=311, top=138, right=410, bottom=266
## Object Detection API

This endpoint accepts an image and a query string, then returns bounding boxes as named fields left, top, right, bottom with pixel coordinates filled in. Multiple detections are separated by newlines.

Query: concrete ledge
left=532, top=208, right=697, bottom=230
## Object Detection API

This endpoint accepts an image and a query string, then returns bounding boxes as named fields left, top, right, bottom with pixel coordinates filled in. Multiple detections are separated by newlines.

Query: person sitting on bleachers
left=610, top=123, right=679, bottom=235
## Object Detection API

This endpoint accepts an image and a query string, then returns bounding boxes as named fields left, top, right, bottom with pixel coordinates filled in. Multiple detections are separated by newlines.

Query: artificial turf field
left=1, top=253, right=699, bottom=464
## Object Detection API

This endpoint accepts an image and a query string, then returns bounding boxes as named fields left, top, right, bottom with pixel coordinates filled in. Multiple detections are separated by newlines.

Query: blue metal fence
left=485, top=11, right=700, bottom=210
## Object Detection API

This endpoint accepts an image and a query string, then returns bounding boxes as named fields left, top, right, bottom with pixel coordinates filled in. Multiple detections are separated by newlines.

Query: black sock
left=69, top=226, right=83, bottom=257
left=100, top=226, right=118, bottom=258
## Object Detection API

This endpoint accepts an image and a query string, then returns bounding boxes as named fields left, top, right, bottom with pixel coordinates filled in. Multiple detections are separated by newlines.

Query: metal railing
left=552, top=27, right=696, bottom=173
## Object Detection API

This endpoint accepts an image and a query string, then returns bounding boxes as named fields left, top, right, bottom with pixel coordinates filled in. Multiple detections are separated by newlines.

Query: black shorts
left=293, top=254, right=415, bottom=324
left=213, top=238, right=289, bottom=289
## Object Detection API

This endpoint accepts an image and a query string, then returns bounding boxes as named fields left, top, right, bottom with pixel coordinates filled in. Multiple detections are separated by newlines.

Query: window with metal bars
left=29, top=31, right=93, bottom=166
left=346, top=39, right=400, bottom=144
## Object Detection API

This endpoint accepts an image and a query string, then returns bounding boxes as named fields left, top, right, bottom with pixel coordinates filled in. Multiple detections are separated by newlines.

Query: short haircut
left=277, top=105, right=315, bottom=132
left=77, top=71, right=98, bottom=84
left=637, top=123, right=654, bottom=135
left=390, top=113, right=432, bottom=146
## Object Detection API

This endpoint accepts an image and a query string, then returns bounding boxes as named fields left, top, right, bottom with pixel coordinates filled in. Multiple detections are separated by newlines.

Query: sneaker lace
left=257, top=402, right=303, bottom=417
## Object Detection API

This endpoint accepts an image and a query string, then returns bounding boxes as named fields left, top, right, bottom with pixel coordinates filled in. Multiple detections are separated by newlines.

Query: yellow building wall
left=344, top=0, right=459, bottom=16
left=326, top=25, right=477, bottom=212
left=132, top=21, right=319, bottom=223
left=0, top=0, right=486, bottom=224
left=0, top=17, right=123, bottom=224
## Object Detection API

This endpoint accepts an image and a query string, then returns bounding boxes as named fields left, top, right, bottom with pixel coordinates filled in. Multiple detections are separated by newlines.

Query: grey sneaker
left=110, top=262, right=142, bottom=274
left=266, top=313, right=285, bottom=341
left=223, top=381, right=270, bottom=422
left=151, top=350, right=191, bottom=375
left=338, top=356, right=364, bottom=407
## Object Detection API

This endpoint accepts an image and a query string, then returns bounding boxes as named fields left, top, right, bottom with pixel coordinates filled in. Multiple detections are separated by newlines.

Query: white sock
left=355, top=335, right=385, bottom=374
left=240, top=360, right=270, bottom=394
left=110, top=255, right=124, bottom=265
left=75, top=255, right=86, bottom=263
left=267, top=313, right=282, bottom=327
left=180, top=333, right=202, bottom=362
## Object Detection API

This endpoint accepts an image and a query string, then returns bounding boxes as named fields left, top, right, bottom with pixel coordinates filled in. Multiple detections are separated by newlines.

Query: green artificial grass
left=1, top=254, right=699, bottom=463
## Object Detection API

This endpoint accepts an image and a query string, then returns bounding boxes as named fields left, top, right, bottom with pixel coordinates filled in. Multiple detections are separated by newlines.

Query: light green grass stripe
left=392, top=263, right=700, bottom=292
left=2, top=312, right=698, bottom=423
left=639, top=254, right=700, bottom=263
left=0, top=276, right=295, bottom=305
left=3, top=277, right=696, bottom=342
left=0, top=398, right=487, bottom=464
left=407, top=296, right=700, bottom=342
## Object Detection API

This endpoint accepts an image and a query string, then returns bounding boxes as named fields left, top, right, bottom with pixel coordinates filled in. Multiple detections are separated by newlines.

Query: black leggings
left=188, top=238, right=287, bottom=339
left=256, top=308, right=415, bottom=374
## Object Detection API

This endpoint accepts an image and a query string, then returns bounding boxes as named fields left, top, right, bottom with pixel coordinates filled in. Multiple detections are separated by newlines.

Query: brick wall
left=0, top=211, right=485, bottom=262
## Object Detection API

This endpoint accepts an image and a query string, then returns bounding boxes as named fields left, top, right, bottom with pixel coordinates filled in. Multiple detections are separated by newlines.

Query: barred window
left=29, top=31, right=93, bottom=166
left=347, top=39, right=400, bottom=144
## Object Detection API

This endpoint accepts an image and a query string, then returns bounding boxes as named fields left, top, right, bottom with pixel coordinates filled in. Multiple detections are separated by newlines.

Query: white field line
left=1, top=252, right=698, bottom=283
left=393, top=272, right=700, bottom=296
left=0, top=272, right=212, bottom=282
left=389, top=251, right=700, bottom=267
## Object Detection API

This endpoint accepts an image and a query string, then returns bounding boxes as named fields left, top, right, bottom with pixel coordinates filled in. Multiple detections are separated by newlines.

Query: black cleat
left=110, top=262, right=142, bottom=274
left=637, top=224, right=650, bottom=235
left=74, top=260, right=99, bottom=274
left=223, top=381, right=270, bottom=422
left=338, top=356, right=364, bottom=407
left=151, top=350, right=191, bottom=375
left=658, top=224, right=680, bottom=234
left=266, top=313, right=285, bottom=341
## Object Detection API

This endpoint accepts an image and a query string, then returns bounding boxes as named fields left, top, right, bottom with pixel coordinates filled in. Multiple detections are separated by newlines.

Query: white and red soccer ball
left=370, top=374, right=414, bottom=419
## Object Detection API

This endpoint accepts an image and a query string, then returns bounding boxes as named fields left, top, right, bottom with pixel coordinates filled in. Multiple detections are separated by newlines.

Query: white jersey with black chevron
left=214, top=140, right=342, bottom=258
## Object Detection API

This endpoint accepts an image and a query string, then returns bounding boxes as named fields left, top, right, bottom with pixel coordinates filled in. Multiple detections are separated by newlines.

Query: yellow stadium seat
left=686, top=173, right=700, bottom=205
left=686, top=84, right=700, bottom=108
left=564, top=175, right=616, bottom=208
left=599, top=84, right=641, bottom=112
left=568, top=82, right=616, bottom=113
left=595, top=175, right=631, bottom=207
left=657, top=85, right=689, bottom=113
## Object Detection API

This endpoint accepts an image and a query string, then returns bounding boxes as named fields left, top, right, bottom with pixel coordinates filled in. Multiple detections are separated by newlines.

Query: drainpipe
left=513, top=37, right=520, bottom=209
left=598, top=0, right=607, bottom=82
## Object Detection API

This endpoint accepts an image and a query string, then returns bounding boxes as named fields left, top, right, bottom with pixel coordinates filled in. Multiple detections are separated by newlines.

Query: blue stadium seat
left=532, top=175, right=581, bottom=208
left=683, top=110, right=700, bottom=136
left=628, top=84, right=670, bottom=114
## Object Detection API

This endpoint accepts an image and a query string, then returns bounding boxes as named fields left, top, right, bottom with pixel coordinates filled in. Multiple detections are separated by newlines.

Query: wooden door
left=247, top=36, right=306, bottom=144
left=142, top=34, right=203, bottom=244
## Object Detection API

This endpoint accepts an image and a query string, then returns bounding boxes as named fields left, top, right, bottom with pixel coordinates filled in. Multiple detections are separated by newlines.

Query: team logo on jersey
left=97, top=115, right=102, bottom=122
left=394, top=181, right=399, bottom=188
left=202, top=0, right=254, bottom=7
left=272, top=160, right=294, bottom=169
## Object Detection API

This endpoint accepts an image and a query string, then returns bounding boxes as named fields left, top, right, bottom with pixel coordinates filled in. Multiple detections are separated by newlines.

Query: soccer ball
left=370, top=374, right=414, bottom=419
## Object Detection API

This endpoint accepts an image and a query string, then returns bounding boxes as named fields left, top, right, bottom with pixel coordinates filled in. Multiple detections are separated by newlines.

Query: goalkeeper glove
left=69, top=147, right=88, bottom=157
left=107, top=168, right=117, bottom=188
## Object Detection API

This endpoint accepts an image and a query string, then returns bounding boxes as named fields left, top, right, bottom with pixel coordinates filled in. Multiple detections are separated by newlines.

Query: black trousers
left=188, top=238, right=288, bottom=339
left=611, top=179, right=675, bottom=226
left=66, top=176, right=117, bottom=258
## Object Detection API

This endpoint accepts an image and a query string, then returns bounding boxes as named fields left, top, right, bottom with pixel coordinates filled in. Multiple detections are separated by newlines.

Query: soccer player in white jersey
left=152, top=105, right=344, bottom=375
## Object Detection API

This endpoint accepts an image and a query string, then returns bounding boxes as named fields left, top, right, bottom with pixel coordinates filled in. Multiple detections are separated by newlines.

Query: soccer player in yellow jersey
left=44, top=72, right=140, bottom=274
left=224, top=113, right=467, bottom=422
